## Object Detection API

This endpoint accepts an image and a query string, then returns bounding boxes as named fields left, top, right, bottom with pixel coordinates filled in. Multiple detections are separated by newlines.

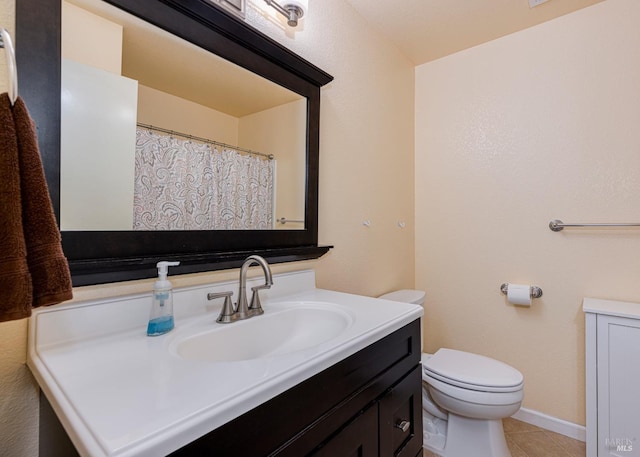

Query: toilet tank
left=379, top=290, right=426, bottom=350
left=378, top=289, right=426, bottom=307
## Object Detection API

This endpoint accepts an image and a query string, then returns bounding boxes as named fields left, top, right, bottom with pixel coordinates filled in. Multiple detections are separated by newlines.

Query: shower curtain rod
left=137, top=122, right=274, bottom=160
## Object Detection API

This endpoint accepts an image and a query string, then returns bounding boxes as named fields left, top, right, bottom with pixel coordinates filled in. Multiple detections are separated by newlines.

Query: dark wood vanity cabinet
left=312, top=365, right=422, bottom=457
left=379, top=364, right=423, bottom=457
left=173, top=319, right=423, bottom=457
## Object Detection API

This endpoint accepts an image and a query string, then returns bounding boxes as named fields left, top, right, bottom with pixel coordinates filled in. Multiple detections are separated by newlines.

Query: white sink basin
left=172, top=303, right=354, bottom=363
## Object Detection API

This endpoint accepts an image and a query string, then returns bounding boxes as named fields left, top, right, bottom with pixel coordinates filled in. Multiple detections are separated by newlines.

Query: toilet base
left=423, top=413, right=511, bottom=457
left=422, top=409, right=447, bottom=453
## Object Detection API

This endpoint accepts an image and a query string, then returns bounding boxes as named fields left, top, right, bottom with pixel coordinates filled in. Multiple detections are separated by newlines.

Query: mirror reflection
left=60, top=0, right=307, bottom=231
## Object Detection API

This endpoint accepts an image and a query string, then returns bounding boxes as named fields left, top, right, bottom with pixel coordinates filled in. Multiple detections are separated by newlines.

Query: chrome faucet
left=237, top=255, right=273, bottom=318
left=208, top=255, right=273, bottom=324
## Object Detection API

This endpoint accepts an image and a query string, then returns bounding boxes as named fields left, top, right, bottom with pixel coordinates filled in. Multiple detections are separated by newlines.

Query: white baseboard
left=512, top=408, right=586, bottom=442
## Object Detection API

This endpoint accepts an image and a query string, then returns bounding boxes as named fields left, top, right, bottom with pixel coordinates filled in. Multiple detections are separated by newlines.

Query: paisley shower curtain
left=133, top=128, right=274, bottom=230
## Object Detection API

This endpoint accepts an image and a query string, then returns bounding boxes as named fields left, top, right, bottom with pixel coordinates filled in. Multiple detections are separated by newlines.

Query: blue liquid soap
left=147, top=315, right=174, bottom=336
left=148, top=261, right=180, bottom=337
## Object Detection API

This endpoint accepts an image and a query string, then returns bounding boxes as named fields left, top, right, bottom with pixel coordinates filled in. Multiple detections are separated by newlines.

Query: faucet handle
left=207, top=291, right=237, bottom=324
left=248, top=284, right=269, bottom=316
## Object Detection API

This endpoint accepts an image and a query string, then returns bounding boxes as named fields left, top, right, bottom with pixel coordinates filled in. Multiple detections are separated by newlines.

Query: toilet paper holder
left=500, top=283, right=543, bottom=298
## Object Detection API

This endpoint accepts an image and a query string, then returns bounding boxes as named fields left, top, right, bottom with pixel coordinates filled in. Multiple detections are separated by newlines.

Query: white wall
left=415, top=0, right=640, bottom=425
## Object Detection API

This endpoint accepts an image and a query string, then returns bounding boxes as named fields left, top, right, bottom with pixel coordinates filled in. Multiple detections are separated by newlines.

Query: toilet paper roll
left=507, top=284, right=531, bottom=307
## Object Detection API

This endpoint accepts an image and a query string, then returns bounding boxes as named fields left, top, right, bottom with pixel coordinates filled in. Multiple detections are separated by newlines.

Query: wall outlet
left=529, top=0, right=551, bottom=7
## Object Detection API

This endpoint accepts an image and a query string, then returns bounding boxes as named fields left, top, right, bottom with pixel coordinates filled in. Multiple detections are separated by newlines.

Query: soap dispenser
left=147, top=261, right=180, bottom=336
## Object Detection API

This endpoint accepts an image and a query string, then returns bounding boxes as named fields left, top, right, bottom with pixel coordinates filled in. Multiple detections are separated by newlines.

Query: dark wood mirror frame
left=16, top=0, right=333, bottom=286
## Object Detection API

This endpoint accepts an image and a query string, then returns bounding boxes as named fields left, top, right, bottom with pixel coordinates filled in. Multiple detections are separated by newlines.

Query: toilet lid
left=423, top=348, right=523, bottom=392
left=379, top=289, right=425, bottom=305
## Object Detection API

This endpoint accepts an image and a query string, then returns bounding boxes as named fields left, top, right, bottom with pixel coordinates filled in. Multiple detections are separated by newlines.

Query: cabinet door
left=597, top=315, right=640, bottom=457
left=379, top=365, right=423, bottom=457
left=311, top=405, right=379, bottom=457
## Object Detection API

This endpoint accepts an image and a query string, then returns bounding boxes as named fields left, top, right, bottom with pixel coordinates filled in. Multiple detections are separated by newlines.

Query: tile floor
left=423, top=417, right=586, bottom=457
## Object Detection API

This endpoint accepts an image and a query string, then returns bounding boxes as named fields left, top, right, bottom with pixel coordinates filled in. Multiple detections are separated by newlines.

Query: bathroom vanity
left=173, top=321, right=422, bottom=456
left=584, top=298, right=640, bottom=457
left=29, top=270, right=423, bottom=456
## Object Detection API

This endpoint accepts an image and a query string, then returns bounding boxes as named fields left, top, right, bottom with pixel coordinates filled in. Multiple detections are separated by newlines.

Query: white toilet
left=379, top=290, right=524, bottom=457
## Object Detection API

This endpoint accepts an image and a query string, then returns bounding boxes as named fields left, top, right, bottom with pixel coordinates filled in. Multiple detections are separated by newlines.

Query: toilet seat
left=424, top=374, right=523, bottom=409
left=423, top=348, right=523, bottom=393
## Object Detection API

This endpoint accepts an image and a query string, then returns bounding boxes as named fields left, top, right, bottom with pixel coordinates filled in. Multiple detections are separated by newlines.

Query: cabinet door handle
left=395, top=420, right=410, bottom=433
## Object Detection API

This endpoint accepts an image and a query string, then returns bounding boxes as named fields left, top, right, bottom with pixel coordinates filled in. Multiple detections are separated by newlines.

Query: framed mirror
left=17, top=0, right=333, bottom=286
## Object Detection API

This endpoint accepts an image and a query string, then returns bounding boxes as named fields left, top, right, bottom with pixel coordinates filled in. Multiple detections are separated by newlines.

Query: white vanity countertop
left=28, top=270, right=422, bottom=457
left=583, top=297, right=640, bottom=319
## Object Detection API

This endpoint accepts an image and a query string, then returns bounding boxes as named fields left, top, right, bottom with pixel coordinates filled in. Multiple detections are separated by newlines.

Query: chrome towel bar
left=278, top=217, right=304, bottom=225
left=549, top=219, right=640, bottom=232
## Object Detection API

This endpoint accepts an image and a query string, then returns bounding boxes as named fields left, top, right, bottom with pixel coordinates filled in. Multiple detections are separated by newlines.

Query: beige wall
left=415, top=0, right=640, bottom=426
left=137, top=84, right=240, bottom=144
left=239, top=99, right=307, bottom=229
left=0, top=0, right=415, bottom=454
left=243, top=0, right=416, bottom=295
left=62, top=1, right=123, bottom=74
left=0, top=1, right=39, bottom=455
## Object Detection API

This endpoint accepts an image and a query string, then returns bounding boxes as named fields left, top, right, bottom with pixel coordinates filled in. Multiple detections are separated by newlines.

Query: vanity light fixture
left=264, top=0, right=307, bottom=27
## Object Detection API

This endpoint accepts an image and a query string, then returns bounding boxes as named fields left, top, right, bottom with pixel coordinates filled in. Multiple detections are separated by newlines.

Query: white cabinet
left=584, top=298, right=640, bottom=457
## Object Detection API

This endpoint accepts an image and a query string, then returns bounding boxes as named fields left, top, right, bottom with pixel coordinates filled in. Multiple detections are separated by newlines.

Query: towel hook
left=0, top=28, right=18, bottom=105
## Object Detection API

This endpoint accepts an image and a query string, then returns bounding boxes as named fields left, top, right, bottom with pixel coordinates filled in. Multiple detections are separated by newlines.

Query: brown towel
left=0, top=94, right=33, bottom=321
left=0, top=93, right=72, bottom=322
